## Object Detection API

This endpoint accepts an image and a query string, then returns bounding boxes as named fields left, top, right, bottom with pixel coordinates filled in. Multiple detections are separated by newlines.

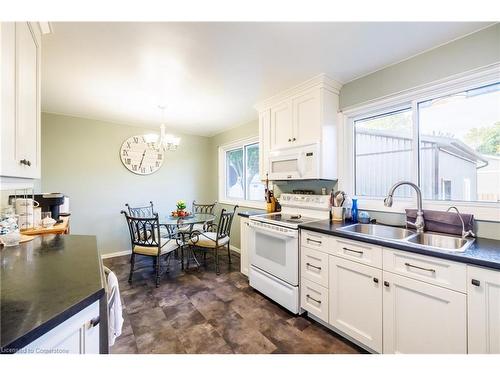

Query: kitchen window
left=219, top=137, right=265, bottom=207
left=343, top=66, right=500, bottom=220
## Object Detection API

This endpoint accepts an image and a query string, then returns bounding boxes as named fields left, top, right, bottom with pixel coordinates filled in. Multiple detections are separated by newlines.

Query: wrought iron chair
left=178, top=200, right=218, bottom=233
left=188, top=205, right=238, bottom=274
left=125, top=201, right=155, bottom=217
left=121, top=211, right=180, bottom=287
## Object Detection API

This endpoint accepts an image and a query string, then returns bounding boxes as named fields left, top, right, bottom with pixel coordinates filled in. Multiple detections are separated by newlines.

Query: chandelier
left=148, top=105, right=180, bottom=152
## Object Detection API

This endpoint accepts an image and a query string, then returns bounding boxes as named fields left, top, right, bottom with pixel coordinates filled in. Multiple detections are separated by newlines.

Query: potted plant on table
left=172, top=200, right=189, bottom=217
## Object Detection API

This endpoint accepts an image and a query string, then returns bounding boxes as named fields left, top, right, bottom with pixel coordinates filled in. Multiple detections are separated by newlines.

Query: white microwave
left=267, top=144, right=320, bottom=180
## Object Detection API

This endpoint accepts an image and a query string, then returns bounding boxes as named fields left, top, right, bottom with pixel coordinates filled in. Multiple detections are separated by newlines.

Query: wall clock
left=120, top=135, right=164, bottom=175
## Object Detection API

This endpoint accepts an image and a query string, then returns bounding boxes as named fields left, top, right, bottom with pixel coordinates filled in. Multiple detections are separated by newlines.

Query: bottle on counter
left=351, top=198, right=359, bottom=223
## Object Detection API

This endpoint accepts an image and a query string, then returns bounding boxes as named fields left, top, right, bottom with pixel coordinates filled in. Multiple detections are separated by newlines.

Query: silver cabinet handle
left=343, top=247, right=363, bottom=255
left=307, top=238, right=322, bottom=245
left=404, top=262, right=436, bottom=273
left=306, top=294, right=321, bottom=304
left=306, top=262, right=321, bottom=270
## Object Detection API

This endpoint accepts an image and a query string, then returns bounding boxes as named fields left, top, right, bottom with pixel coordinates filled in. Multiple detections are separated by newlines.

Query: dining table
left=161, top=213, right=216, bottom=270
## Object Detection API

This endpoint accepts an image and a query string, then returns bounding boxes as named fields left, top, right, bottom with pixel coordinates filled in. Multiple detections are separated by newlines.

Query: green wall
left=340, top=24, right=500, bottom=109
left=40, top=25, right=500, bottom=255
left=41, top=113, right=212, bottom=255
left=208, top=121, right=261, bottom=250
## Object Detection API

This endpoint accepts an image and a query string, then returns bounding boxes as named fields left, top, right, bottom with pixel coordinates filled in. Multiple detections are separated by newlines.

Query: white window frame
left=218, top=136, right=266, bottom=209
left=338, top=63, right=500, bottom=222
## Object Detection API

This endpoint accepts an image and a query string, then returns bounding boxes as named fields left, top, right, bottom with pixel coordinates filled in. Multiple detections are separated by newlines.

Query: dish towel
left=107, top=270, right=124, bottom=346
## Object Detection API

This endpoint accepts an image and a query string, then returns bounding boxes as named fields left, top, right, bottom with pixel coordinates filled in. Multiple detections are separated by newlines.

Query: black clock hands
left=138, top=149, right=147, bottom=169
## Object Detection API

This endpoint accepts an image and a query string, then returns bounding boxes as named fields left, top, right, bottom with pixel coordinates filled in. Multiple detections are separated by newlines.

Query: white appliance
left=267, top=143, right=320, bottom=180
left=248, top=193, right=330, bottom=314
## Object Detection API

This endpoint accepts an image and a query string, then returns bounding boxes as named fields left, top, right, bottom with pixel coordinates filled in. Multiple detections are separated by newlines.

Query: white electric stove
left=248, top=193, right=330, bottom=314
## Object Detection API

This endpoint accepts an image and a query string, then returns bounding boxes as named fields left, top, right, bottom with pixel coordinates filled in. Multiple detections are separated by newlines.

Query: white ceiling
left=41, top=22, right=493, bottom=136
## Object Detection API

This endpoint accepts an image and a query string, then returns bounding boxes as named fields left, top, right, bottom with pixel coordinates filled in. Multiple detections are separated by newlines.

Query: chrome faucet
left=384, top=181, right=425, bottom=234
left=447, top=206, right=476, bottom=239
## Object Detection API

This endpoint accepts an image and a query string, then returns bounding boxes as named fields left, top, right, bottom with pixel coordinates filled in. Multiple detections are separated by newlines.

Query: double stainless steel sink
left=338, top=223, right=474, bottom=252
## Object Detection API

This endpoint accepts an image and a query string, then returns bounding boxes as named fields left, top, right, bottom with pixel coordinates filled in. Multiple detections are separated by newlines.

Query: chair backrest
left=192, top=200, right=217, bottom=215
left=125, top=201, right=155, bottom=218
left=217, top=205, right=238, bottom=239
left=121, top=210, right=161, bottom=252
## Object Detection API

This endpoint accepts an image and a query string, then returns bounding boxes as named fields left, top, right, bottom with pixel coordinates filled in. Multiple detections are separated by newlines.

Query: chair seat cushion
left=189, top=232, right=229, bottom=248
left=133, top=238, right=179, bottom=256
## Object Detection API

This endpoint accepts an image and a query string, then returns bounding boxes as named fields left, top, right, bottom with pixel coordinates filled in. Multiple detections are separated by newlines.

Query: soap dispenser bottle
left=351, top=198, right=359, bottom=223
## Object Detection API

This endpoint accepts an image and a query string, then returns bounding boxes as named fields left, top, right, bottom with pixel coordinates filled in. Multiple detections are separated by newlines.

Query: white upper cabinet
left=255, top=74, right=341, bottom=180
left=467, top=265, right=500, bottom=354
left=292, top=89, right=321, bottom=146
left=258, top=109, right=271, bottom=179
left=270, top=100, right=293, bottom=150
left=1, top=22, right=41, bottom=179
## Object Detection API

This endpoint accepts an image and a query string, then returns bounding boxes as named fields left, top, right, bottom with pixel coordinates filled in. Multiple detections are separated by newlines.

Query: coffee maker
left=34, top=193, right=70, bottom=220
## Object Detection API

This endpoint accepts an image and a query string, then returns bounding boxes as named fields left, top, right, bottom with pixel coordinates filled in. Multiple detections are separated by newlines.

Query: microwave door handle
left=297, top=152, right=305, bottom=178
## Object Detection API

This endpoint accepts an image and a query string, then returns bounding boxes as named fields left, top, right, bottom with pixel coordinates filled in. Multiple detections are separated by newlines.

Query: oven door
left=248, top=220, right=299, bottom=286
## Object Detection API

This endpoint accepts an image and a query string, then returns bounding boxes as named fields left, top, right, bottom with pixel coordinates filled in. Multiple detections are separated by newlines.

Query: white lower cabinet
left=299, top=230, right=499, bottom=354
left=300, top=278, right=329, bottom=322
left=329, top=256, right=383, bottom=353
left=382, top=271, right=467, bottom=354
left=240, top=217, right=250, bottom=276
left=467, top=265, right=500, bottom=354
left=19, top=301, right=101, bottom=354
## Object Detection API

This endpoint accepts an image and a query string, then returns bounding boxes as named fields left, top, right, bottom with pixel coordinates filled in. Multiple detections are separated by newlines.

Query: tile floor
left=104, top=249, right=364, bottom=354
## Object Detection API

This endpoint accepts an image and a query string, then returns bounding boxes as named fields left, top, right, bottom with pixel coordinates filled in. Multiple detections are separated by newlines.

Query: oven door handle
left=248, top=221, right=298, bottom=239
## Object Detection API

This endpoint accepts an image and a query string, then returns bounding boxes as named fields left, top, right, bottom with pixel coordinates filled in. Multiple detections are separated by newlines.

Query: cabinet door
left=1, top=22, right=18, bottom=177
left=383, top=271, right=466, bottom=354
left=468, top=265, right=500, bottom=354
left=20, top=301, right=100, bottom=354
left=270, top=101, right=293, bottom=150
left=15, top=22, right=41, bottom=178
left=258, top=109, right=271, bottom=180
left=292, top=89, right=321, bottom=146
left=240, top=218, right=250, bottom=276
left=329, top=256, right=382, bottom=352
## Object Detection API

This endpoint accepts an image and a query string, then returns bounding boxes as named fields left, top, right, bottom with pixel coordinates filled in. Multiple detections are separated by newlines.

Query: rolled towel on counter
left=406, top=209, right=474, bottom=236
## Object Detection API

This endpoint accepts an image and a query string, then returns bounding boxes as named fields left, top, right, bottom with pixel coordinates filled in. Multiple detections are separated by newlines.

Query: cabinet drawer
left=301, top=246, right=329, bottom=287
left=301, top=230, right=333, bottom=253
left=333, top=237, right=382, bottom=269
left=301, top=278, right=328, bottom=322
left=383, top=248, right=466, bottom=293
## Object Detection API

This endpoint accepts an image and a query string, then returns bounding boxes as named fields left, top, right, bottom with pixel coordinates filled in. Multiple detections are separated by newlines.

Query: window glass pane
left=245, top=143, right=265, bottom=201
left=225, top=148, right=244, bottom=199
left=418, top=83, right=500, bottom=202
left=355, top=109, right=413, bottom=198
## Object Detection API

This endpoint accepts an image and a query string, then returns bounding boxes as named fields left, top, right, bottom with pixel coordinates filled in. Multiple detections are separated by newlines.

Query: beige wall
left=340, top=23, right=500, bottom=109
left=41, top=112, right=212, bottom=255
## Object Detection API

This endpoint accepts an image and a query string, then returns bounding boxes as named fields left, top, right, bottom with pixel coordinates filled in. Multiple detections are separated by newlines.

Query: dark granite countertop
left=299, top=220, right=500, bottom=271
left=238, top=210, right=266, bottom=218
left=1, top=234, right=105, bottom=352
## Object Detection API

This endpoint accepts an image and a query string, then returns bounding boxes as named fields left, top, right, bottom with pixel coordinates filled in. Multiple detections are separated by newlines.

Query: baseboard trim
left=101, top=246, right=240, bottom=259
left=101, top=249, right=131, bottom=259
